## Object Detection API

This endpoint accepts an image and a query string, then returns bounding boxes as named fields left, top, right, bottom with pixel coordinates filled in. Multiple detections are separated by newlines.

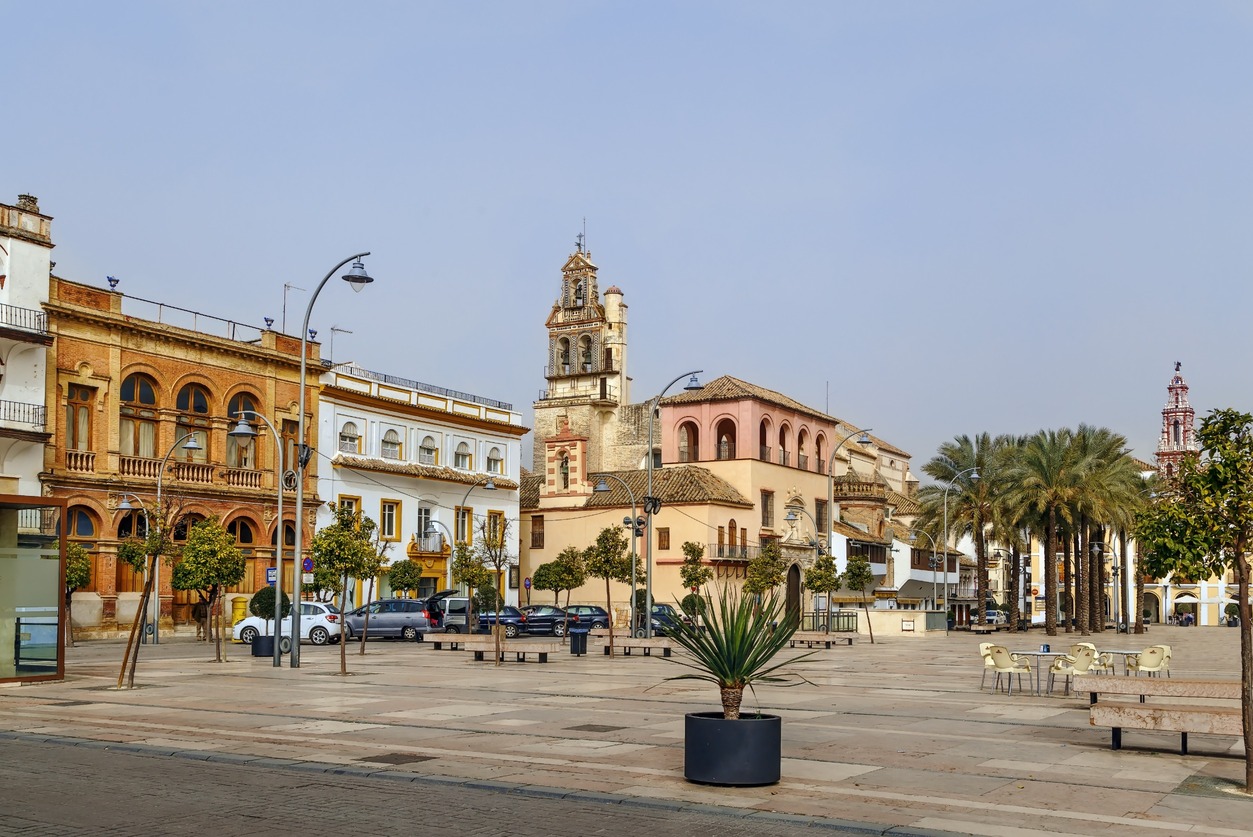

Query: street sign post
left=266, top=567, right=278, bottom=586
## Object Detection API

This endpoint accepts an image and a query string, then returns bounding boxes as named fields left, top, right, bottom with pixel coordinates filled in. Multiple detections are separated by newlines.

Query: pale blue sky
left=6, top=2, right=1251, bottom=470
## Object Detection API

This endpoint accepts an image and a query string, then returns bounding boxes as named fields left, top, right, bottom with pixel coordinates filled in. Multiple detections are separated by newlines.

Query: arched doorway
left=786, top=564, right=801, bottom=628
left=1142, top=592, right=1161, bottom=624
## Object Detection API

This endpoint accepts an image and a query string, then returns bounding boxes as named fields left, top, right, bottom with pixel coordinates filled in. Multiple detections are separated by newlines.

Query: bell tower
left=532, top=239, right=631, bottom=473
left=1155, top=362, right=1198, bottom=481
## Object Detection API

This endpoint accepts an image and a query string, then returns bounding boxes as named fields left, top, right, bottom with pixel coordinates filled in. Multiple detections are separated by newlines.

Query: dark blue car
left=520, top=605, right=568, bottom=636
left=478, top=606, right=526, bottom=638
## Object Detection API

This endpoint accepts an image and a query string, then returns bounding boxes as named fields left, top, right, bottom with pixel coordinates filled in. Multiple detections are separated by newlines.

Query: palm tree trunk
left=1076, top=522, right=1089, bottom=636
left=1009, top=547, right=1021, bottom=630
left=1134, top=550, right=1147, bottom=634
left=721, top=685, right=744, bottom=720
left=1062, top=536, right=1073, bottom=634
left=975, top=522, right=987, bottom=626
left=1044, top=509, right=1058, bottom=637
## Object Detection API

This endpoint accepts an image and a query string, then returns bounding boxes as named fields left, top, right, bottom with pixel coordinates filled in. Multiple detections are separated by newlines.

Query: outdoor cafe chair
left=1126, top=645, right=1167, bottom=677
left=987, top=645, right=1032, bottom=695
left=979, top=642, right=997, bottom=690
left=1047, top=644, right=1096, bottom=696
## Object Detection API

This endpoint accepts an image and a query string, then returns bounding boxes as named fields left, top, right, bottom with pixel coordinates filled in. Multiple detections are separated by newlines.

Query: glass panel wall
left=0, top=497, right=65, bottom=683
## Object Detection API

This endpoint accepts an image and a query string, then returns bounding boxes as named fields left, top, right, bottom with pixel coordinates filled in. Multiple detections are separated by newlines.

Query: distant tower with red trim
left=1155, top=362, right=1198, bottom=480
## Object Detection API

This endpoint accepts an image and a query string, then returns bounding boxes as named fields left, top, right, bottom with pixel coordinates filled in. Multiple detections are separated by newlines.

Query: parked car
left=647, top=603, right=694, bottom=636
left=521, top=605, right=568, bottom=636
left=563, top=605, right=610, bottom=629
left=426, top=590, right=470, bottom=633
left=478, top=606, right=526, bottom=638
left=985, top=610, right=1007, bottom=625
left=233, top=601, right=341, bottom=646
left=342, top=598, right=431, bottom=641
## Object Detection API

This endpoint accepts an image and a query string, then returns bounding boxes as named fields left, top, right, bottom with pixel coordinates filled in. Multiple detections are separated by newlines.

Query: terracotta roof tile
left=520, top=465, right=753, bottom=512
left=332, top=453, right=518, bottom=491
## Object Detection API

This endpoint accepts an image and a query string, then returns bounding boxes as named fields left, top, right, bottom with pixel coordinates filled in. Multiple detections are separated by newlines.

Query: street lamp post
left=152, top=433, right=202, bottom=644
left=825, top=428, right=873, bottom=547
left=290, top=253, right=374, bottom=667
left=115, top=494, right=151, bottom=639
left=458, top=475, right=496, bottom=632
left=228, top=411, right=288, bottom=667
left=942, top=466, right=979, bottom=635
left=424, top=519, right=455, bottom=588
left=1091, top=541, right=1121, bottom=631
left=1022, top=564, right=1032, bottom=624
left=910, top=530, right=939, bottom=611
left=785, top=507, right=822, bottom=629
left=594, top=473, right=646, bottom=636
left=643, top=370, right=703, bottom=638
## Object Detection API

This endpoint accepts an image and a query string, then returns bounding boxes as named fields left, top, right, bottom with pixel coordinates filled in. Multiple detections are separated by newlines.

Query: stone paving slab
left=1, top=626, right=1249, bottom=835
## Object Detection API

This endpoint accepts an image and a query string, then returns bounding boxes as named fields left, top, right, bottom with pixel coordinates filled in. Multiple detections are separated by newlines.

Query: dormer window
left=382, top=429, right=402, bottom=460
left=419, top=436, right=438, bottom=466
left=455, top=441, right=472, bottom=470
left=339, top=422, right=361, bottom=454
left=487, top=447, right=503, bottom=474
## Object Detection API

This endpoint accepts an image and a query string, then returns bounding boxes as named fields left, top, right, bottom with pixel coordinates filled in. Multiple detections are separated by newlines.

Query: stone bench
left=434, top=637, right=560, bottom=662
left=1073, top=675, right=1243, bottom=754
left=601, top=637, right=675, bottom=657
left=788, top=631, right=855, bottom=648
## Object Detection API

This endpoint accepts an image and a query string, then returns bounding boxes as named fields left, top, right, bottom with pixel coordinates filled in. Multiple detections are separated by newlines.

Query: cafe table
left=1009, top=648, right=1069, bottom=695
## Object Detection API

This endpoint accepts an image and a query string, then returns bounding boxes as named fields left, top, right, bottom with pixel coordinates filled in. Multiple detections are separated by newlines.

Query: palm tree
left=918, top=434, right=1013, bottom=625
left=1006, top=429, right=1087, bottom=637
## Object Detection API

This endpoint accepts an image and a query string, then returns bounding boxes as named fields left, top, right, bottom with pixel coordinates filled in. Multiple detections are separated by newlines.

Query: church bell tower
left=1155, top=362, right=1198, bottom=481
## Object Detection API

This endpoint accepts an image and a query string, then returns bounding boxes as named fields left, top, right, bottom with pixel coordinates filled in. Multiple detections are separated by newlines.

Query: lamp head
left=342, top=259, right=374, bottom=293
left=683, top=374, right=703, bottom=392
left=856, top=431, right=873, bottom=446
left=483, top=477, right=497, bottom=491
left=181, top=436, right=202, bottom=452
left=107, top=276, right=119, bottom=290
left=264, top=317, right=274, bottom=329
left=784, top=510, right=798, bottom=522
left=227, top=418, right=256, bottom=440
left=594, top=479, right=610, bottom=493
left=308, top=329, right=317, bottom=341
left=117, top=496, right=135, bottom=511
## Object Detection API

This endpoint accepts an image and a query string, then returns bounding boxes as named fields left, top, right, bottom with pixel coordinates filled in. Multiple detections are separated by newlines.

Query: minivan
left=426, top=590, right=471, bottom=633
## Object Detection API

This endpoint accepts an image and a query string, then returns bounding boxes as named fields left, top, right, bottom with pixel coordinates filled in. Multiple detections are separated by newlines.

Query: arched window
left=65, top=506, right=97, bottom=594
left=66, top=384, right=95, bottom=452
left=815, top=434, right=827, bottom=474
left=228, top=518, right=255, bottom=545
left=487, top=446, right=503, bottom=474
left=339, top=421, right=361, bottom=454
left=759, top=419, right=772, bottom=462
left=573, top=279, right=584, bottom=307
left=1172, top=420, right=1182, bottom=445
left=419, top=435, right=438, bottom=466
left=558, top=337, right=571, bottom=372
left=560, top=453, right=570, bottom=489
left=678, top=422, right=700, bottom=463
left=226, top=393, right=258, bottom=468
left=175, top=383, right=210, bottom=463
left=119, top=373, right=159, bottom=458
left=455, top=442, right=472, bottom=470
left=715, top=419, right=737, bottom=460
left=117, top=509, right=148, bottom=539
left=797, top=429, right=809, bottom=471
left=172, top=513, right=206, bottom=542
left=578, top=335, right=593, bottom=372
left=382, top=429, right=402, bottom=460
left=728, top=519, right=739, bottom=557
left=778, top=425, right=791, bottom=467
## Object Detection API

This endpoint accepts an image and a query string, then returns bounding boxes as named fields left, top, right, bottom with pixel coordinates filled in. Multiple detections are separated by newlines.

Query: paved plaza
left=0, top=626, right=1249, bottom=836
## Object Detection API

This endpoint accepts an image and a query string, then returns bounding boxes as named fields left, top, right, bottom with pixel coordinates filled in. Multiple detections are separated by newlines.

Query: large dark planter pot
left=251, top=635, right=275, bottom=657
left=684, top=711, right=781, bottom=786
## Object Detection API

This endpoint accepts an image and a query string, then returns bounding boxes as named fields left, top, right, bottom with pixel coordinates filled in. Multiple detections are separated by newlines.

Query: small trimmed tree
left=531, top=561, right=562, bottom=604
left=842, top=552, right=876, bottom=644
left=355, top=526, right=391, bottom=655
left=172, top=516, right=246, bottom=662
left=679, top=541, right=713, bottom=591
left=451, top=540, right=491, bottom=633
left=803, top=549, right=839, bottom=633
left=387, top=559, right=423, bottom=598
left=248, top=584, right=292, bottom=633
left=63, top=543, right=91, bottom=647
left=583, top=526, right=640, bottom=656
left=743, top=540, right=786, bottom=598
left=310, top=506, right=377, bottom=675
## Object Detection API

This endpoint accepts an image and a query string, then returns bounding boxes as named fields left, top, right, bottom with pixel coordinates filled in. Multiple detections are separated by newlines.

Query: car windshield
left=324, top=604, right=340, bottom=613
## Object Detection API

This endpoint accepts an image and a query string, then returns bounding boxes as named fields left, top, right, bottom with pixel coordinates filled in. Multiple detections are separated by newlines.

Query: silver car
left=342, top=598, right=431, bottom=641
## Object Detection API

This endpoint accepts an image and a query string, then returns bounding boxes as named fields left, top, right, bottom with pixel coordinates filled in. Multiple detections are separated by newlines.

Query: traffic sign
left=523, top=577, right=531, bottom=590
left=266, top=567, right=278, bottom=586
left=302, top=557, right=314, bottom=572
left=302, top=573, right=314, bottom=584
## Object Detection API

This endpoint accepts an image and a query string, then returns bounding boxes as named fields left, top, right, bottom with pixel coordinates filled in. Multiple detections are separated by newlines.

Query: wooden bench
left=1073, top=675, right=1242, bottom=755
left=455, top=638, right=561, bottom=663
left=789, top=631, right=855, bottom=648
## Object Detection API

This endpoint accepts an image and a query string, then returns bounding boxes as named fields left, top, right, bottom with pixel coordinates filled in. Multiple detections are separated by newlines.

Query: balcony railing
left=709, top=543, right=760, bottom=561
left=798, top=453, right=808, bottom=471
left=0, top=399, right=46, bottom=429
left=410, top=533, right=445, bottom=554
left=759, top=445, right=771, bottom=462
left=120, top=456, right=161, bottom=479
left=66, top=450, right=95, bottom=473
left=778, top=450, right=790, bottom=467
left=0, top=303, right=48, bottom=335
left=717, top=441, right=736, bottom=460
left=171, top=461, right=215, bottom=484
left=224, top=468, right=262, bottom=489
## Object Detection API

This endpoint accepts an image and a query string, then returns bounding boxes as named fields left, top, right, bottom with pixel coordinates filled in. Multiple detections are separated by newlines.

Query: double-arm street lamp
left=643, top=370, right=703, bottom=638
left=114, top=493, right=151, bottom=640
left=825, top=428, right=873, bottom=543
left=290, top=253, right=374, bottom=668
left=228, top=410, right=288, bottom=667
left=593, top=473, right=646, bottom=636
left=942, top=466, right=978, bottom=634
left=1090, top=541, right=1122, bottom=630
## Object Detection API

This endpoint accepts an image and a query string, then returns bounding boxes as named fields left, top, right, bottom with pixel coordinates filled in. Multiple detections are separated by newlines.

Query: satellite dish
left=282, top=470, right=298, bottom=490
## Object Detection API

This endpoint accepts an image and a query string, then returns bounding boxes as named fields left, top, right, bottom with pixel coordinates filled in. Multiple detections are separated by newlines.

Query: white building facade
left=315, top=364, right=525, bottom=608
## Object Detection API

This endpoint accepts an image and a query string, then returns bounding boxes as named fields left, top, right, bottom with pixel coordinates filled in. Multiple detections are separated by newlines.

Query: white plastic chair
left=1047, top=645, right=1096, bottom=695
left=979, top=642, right=997, bottom=690
left=987, top=645, right=1033, bottom=695
left=1126, top=645, right=1167, bottom=677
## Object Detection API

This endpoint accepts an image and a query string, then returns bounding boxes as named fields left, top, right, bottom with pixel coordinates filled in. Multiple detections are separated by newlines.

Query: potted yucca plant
left=663, top=584, right=810, bottom=786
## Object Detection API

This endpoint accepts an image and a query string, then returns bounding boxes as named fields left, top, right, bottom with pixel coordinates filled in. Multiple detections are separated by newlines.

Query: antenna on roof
left=583, top=217, right=587, bottom=255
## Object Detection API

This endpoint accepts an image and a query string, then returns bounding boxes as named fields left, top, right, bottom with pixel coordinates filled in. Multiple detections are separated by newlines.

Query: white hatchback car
left=233, top=601, right=342, bottom=646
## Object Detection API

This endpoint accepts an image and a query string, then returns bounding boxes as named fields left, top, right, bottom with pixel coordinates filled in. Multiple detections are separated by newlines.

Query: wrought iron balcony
left=0, top=303, right=48, bottom=336
left=0, top=399, right=46, bottom=430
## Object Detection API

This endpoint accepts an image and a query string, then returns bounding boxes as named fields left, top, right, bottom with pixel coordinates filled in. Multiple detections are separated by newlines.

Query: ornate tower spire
left=1155, top=362, right=1198, bottom=480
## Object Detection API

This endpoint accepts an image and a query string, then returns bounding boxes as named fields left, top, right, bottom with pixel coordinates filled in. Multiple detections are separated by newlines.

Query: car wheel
left=342, top=625, right=354, bottom=640
left=633, top=628, right=646, bottom=638
left=552, top=622, right=566, bottom=637
left=239, top=626, right=258, bottom=644
left=402, top=626, right=418, bottom=641
left=309, top=626, right=330, bottom=645
left=504, top=624, right=519, bottom=639
left=445, top=625, right=460, bottom=634
left=278, top=635, right=293, bottom=654
left=591, top=621, right=607, bottom=629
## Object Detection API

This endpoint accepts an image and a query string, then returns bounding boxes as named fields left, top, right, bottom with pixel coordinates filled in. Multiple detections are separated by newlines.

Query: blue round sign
left=302, top=557, right=314, bottom=572
left=523, top=577, right=531, bottom=589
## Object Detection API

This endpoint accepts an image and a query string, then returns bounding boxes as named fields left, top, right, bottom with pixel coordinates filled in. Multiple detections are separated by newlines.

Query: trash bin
left=251, top=634, right=275, bottom=657
left=569, top=627, right=589, bottom=656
